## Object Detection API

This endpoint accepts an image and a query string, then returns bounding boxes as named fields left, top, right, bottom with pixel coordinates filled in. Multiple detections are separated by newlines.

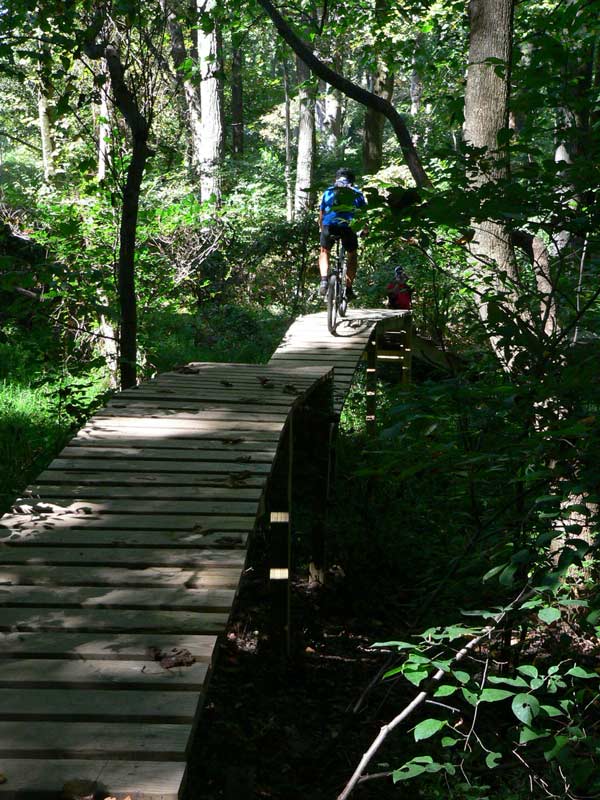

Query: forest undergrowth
left=184, top=357, right=600, bottom=800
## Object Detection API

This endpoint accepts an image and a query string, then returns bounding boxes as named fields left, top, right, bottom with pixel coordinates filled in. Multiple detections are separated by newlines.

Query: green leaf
left=453, top=670, right=471, bottom=684
left=482, top=564, right=504, bottom=582
left=485, top=751, right=502, bottom=769
left=538, top=607, right=561, bottom=624
left=520, top=725, right=549, bottom=744
left=517, top=665, right=538, bottom=679
left=441, top=736, right=459, bottom=747
left=488, top=675, right=529, bottom=688
left=566, top=666, right=597, bottom=679
left=544, top=735, right=569, bottom=761
left=434, top=685, right=458, bottom=698
left=404, top=669, right=428, bottom=687
left=512, top=694, right=540, bottom=726
left=541, top=704, right=563, bottom=718
left=479, top=688, right=514, bottom=702
left=413, top=718, right=446, bottom=742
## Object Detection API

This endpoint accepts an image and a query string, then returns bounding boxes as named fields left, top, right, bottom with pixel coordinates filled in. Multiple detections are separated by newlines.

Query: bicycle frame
left=326, top=237, right=348, bottom=334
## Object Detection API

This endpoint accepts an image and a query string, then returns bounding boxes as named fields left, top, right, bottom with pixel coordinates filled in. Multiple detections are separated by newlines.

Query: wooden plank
left=0, top=758, right=186, bottom=800
left=36, top=471, right=266, bottom=488
left=0, top=631, right=217, bottom=659
left=43, top=457, right=272, bottom=473
left=0, top=658, right=209, bottom=689
left=75, top=426, right=283, bottom=443
left=85, top=416, right=285, bottom=432
left=0, top=721, right=189, bottom=760
left=107, top=400, right=292, bottom=415
left=9, top=498, right=259, bottom=516
left=25, top=483, right=262, bottom=500
left=0, top=529, right=248, bottom=549
left=0, top=528, right=249, bottom=559
left=0, top=607, right=229, bottom=633
left=2, top=512, right=256, bottom=532
left=0, top=586, right=235, bottom=610
left=0, top=547, right=246, bottom=568
left=119, top=388, right=297, bottom=405
left=27, top=485, right=263, bottom=500
left=97, top=408, right=288, bottom=423
left=0, top=566, right=242, bottom=589
left=65, top=436, right=277, bottom=452
left=0, top=689, right=200, bottom=723
left=57, top=445, right=276, bottom=462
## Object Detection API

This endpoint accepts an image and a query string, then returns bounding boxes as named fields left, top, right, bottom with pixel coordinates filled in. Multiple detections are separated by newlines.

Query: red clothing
left=386, top=280, right=412, bottom=310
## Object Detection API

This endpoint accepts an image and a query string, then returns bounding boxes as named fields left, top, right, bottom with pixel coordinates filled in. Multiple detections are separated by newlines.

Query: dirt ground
left=185, top=556, right=411, bottom=800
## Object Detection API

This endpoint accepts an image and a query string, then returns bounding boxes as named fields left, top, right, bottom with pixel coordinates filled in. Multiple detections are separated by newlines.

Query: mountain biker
left=386, top=267, right=412, bottom=310
left=318, top=167, right=367, bottom=300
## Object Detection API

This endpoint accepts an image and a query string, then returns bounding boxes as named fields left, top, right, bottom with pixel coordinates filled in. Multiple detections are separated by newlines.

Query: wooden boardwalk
left=0, top=309, right=409, bottom=799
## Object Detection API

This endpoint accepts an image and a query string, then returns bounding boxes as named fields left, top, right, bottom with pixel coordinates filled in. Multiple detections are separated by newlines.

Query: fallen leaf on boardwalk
left=191, top=523, right=209, bottom=534
left=232, top=470, right=252, bottom=482
left=149, top=646, right=195, bottom=669
left=62, top=779, right=95, bottom=799
left=215, top=535, right=241, bottom=545
left=283, top=384, right=299, bottom=395
left=257, top=376, right=275, bottom=388
left=226, top=474, right=249, bottom=487
left=220, top=380, right=233, bottom=387
left=234, top=455, right=252, bottom=463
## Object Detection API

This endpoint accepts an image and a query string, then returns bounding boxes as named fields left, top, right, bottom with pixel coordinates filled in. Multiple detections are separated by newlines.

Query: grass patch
left=0, top=381, right=72, bottom=514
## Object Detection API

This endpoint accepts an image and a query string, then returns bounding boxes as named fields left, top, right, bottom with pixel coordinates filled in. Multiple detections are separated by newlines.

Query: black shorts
left=320, top=224, right=359, bottom=253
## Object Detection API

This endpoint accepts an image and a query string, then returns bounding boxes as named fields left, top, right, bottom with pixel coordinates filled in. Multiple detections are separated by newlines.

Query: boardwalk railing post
left=401, top=314, right=413, bottom=385
left=268, top=414, right=293, bottom=656
left=366, top=334, right=377, bottom=437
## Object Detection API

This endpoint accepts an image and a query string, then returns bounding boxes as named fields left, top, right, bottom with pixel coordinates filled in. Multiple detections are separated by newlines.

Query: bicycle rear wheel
left=338, top=246, right=348, bottom=317
left=327, top=274, right=338, bottom=334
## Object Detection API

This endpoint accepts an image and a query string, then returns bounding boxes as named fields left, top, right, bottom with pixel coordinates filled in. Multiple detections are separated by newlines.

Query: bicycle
left=326, top=237, right=348, bottom=334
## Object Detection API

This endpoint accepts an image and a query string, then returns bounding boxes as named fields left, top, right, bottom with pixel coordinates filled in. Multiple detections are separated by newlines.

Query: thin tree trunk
left=294, top=55, right=317, bottom=216
left=410, top=62, right=423, bottom=116
left=283, top=59, right=294, bottom=222
left=37, top=75, right=55, bottom=182
left=97, top=60, right=111, bottom=181
left=231, top=39, right=244, bottom=155
left=198, top=0, right=224, bottom=203
left=101, top=44, right=152, bottom=389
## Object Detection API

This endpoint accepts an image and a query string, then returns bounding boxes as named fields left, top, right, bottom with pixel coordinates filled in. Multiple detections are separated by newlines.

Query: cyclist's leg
left=319, top=225, right=334, bottom=295
left=340, top=227, right=359, bottom=286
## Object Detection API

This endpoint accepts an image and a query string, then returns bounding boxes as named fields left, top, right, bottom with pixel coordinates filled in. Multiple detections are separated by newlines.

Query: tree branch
left=0, top=130, right=42, bottom=153
left=256, top=0, right=430, bottom=188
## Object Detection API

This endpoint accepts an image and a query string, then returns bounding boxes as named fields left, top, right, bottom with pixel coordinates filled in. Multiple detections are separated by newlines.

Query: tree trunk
left=198, top=0, right=224, bottom=204
left=37, top=77, right=55, bottom=182
left=283, top=59, right=294, bottom=222
left=231, top=39, right=244, bottom=155
left=161, top=0, right=203, bottom=172
left=97, top=60, right=111, bottom=181
left=410, top=62, right=423, bottom=116
left=323, top=47, right=343, bottom=152
left=463, top=0, right=519, bottom=349
left=294, top=55, right=317, bottom=216
left=101, top=44, right=152, bottom=389
left=362, top=62, right=394, bottom=174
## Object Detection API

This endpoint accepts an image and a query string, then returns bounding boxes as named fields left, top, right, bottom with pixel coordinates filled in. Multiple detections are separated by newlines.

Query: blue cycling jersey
left=320, top=184, right=366, bottom=227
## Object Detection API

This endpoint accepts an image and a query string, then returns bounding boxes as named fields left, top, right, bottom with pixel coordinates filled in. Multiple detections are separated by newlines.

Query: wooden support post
left=402, top=315, right=413, bottom=385
left=366, top=334, right=377, bottom=437
left=268, top=415, right=293, bottom=656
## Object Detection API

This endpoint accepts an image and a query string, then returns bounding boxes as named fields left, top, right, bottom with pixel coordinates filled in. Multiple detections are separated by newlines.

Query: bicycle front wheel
left=327, top=274, right=338, bottom=334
